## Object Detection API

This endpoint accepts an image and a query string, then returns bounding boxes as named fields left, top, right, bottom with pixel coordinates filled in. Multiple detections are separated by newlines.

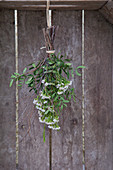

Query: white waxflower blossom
left=45, top=121, right=55, bottom=125
left=68, top=80, right=72, bottom=86
left=45, top=82, right=53, bottom=86
left=48, top=126, right=53, bottom=129
left=36, top=106, right=40, bottom=110
left=45, top=82, right=49, bottom=86
left=39, top=117, right=45, bottom=123
left=53, top=127, right=60, bottom=130
left=36, top=106, right=45, bottom=112
left=42, top=79, right=45, bottom=84
left=33, top=99, right=37, bottom=104
left=48, top=126, right=60, bottom=130
left=36, top=102, right=41, bottom=106
left=56, top=84, right=61, bottom=88
left=40, top=93, right=43, bottom=97
left=64, top=85, right=68, bottom=89
left=53, top=119, right=59, bottom=123
left=59, top=87, right=65, bottom=90
left=43, top=101, right=47, bottom=104
left=38, top=111, right=42, bottom=117
left=41, top=95, right=50, bottom=99
left=57, top=91, right=63, bottom=95
left=41, top=109, right=45, bottom=112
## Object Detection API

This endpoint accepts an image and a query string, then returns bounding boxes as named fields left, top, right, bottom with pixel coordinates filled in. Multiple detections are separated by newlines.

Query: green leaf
left=18, top=84, right=22, bottom=87
left=25, top=77, right=33, bottom=84
left=43, top=124, right=46, bottom=143
left=73, top=95, right=76, bottom=103
left=69, top=95, right=72, bottom=100
left=63, top=103, right=67, bottom=107
left=54, top=96, right=59, bottom=102
left=57, top=61, right=61, bottom=66
left=65, top=59, right=71, bottom=62
left=45, top=110, right=50, bottom=115
left=71, top=69, right=74, bottom=78
left=28, top=74, right=33, bottom=77
left=29, top=67, right=34, bottom=70
left=60, top=55, right=63, bottom=59
left=63, top=69, right=67, bottom=76
left=28, top=63, right=34, bottom=66
left=48, top=61, right=54, bottom=65
left=52, top=93, right=56, bottom=98
left=57, top=52, right=61, bottom=57
left=11, top=74, right=16, bottom=78
left=75, top=66, right=86, bottom=76
left=61, top=105, right=63, bottom=110
left=9, top=79, right=14, bottom=87
left=28, top=77, right=33, bottom=82
left=34, top=89, right=37, bottom=94
left=63, top=100, right=69, bottom=103
left=53, top=71, right=57, bottom=74
left=59, top=69, right=62, bottom=74
left=70, top=88, right=74, bottom=92
left=32, top=63, right=36, bottom=68
left=14, top=72, right=20, bottom=76
left=67, top=69, right=69, bottom=79
left=65, top=63, right=72, bottom=66
left=34, top=70, right=39, bottom=75
left=58, top=101, right=61, bottom=106
left=23, top=67, right=27, bottom=73
left=29, top=88, right=33, bottom=92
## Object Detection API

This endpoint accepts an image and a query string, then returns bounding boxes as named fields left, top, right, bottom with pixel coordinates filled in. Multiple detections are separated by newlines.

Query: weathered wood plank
left=18, top=11, right=50, bottom=170
left=99, top=1, right=113, bottom=25
left=52, top=11, right=83, bottom=170
left=0, top=9, right=16, bottom=170
left=84, top=11, right=113, bottom=170
left=0, top=0, right=107, bottom=10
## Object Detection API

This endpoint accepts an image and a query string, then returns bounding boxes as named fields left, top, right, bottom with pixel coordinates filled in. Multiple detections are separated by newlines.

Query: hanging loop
left=46, top=0, right=51, bottom=27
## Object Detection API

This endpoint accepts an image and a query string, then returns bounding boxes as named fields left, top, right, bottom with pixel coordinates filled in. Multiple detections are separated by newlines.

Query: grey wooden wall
left=0, top=9, right=113, bottom=170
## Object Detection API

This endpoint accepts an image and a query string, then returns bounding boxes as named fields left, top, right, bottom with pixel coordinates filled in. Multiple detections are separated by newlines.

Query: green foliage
left=75, top=66, right=86, bottom=76
left=9, top=79, right=14, bottom=87
left=10, top=53, right=85, bottom=132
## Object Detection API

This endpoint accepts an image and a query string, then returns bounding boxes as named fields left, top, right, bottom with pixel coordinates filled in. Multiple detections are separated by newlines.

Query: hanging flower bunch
left=10, top=53, right=85, bottom=131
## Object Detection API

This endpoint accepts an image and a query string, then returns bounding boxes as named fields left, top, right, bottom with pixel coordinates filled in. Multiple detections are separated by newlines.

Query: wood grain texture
left=99, top=1, right=113, bottom=25
left=0, top=9, right=16, bottom=170
left=18, top=11, right=49, bottom=170
left=0, top=9, right=113, bottom=170
left=84, top=11, right=113, bottom=170
left=0, top=0, right=107, bottom=10
left=52, top=11, right=83, bottom=170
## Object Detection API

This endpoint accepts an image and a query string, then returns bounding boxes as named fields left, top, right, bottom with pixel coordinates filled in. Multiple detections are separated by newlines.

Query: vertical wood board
left=84, top=11, right=113, bottom=170
left=18, top=10, right=49, bottom=170
left=0, top=9, right=16, bottom=170
left=52, top=10, right=83, bottom=170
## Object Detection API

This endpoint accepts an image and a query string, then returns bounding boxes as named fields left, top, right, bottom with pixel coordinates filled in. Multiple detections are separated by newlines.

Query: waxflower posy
left=10, top=53, right=85, bottom=133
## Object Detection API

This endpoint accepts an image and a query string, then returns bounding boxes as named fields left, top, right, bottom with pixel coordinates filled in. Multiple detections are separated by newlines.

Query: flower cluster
left=33, top=79, right=73, bottom=130
left=57, top=80, right=72, bottom=95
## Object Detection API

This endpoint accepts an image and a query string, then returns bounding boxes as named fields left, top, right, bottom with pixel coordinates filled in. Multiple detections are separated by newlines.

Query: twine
left=46, top=0, right=51, bottom=27
left=46, top=50, right=55, bottom=54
